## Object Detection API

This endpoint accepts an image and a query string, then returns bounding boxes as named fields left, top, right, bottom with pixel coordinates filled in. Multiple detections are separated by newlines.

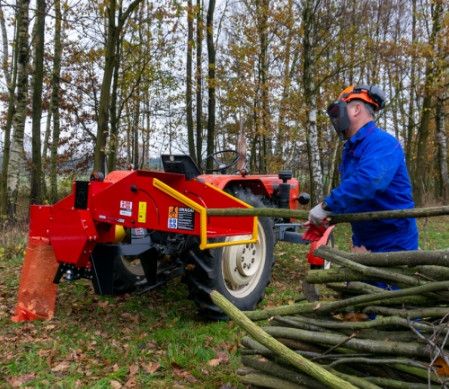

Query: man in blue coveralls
left=308, top=85, right=418, bottom=255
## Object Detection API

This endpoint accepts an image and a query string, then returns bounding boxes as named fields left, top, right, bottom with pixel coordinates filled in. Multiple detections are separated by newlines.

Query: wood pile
left=211, top=246, right=449, bottom=388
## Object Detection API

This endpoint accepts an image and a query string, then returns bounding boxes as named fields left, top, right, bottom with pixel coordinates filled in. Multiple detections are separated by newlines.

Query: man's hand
left=308, top=202, right=331, bottom=226
left=351, top=245, right=370, bottom=254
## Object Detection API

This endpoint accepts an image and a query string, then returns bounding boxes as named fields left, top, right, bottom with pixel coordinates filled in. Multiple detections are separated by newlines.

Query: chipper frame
left=12, top=169, right=257, bottom=322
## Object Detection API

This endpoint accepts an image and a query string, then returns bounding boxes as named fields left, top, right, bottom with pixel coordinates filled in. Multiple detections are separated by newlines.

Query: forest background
left=0, top=0, right=448, bottom=222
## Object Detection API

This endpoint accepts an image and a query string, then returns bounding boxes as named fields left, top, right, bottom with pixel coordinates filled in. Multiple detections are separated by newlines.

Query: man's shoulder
left=367, top=126, right=400, bottom=147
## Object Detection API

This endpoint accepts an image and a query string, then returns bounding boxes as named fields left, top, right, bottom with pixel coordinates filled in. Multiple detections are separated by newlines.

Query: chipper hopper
left=12, top=167, right=257, bottom=322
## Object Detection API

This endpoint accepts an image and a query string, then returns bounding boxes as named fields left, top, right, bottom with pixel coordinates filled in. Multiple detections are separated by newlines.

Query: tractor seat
left=161, top=155, right=201, bottom=180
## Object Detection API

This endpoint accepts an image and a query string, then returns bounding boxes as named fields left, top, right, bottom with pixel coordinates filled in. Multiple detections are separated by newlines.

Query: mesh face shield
left=327, top=100, right=350, bottom=140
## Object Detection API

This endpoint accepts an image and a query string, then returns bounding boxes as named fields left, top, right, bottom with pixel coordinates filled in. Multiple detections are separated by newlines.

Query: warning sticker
left=138, top=201, right=147, bottom=223
left=167, top=206, right=194, bottom=230
left=119, top=200, right=133, bottom=217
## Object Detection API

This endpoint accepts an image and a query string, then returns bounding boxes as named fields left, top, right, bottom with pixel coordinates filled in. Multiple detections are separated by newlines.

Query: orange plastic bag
left=12, top=238, right=59, bottom=322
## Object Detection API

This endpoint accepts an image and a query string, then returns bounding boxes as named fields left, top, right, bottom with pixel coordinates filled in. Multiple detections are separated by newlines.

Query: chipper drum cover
left=12, top=238, right=59, bottom=322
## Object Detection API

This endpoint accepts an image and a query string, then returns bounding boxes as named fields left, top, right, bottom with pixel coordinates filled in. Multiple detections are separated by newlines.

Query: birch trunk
left=0, top=2, right=17, bottom=218
left=302, top=0, right=323, bottom=203
left=7, top=0, right=30, bottom=219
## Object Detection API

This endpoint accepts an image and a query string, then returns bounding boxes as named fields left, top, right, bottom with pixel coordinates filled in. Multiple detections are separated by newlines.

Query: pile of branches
left=211, top=246, right=449, bottom=389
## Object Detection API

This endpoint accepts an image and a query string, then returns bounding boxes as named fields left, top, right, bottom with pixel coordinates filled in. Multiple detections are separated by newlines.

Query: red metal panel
left=200, top=174, right=301, bottom=212
left=49, top=208, right=97, bottom=267
left=27, top=169, right=256, bottom=267
left=89, top=170, right=254, bottom=238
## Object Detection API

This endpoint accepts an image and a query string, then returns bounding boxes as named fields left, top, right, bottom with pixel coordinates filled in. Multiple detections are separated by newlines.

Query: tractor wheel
left=184, top=193, right=275, bottom=320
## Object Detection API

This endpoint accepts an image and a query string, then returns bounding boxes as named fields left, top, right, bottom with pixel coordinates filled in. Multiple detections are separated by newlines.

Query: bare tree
left=186, top=0, right=195, bottom=160
left=94, top=0, right=144, bottom=173
left=7, top=0, right=30, bottom=219
left=30, top=0, right=46, bottom=204
left=414, top=0, right=443, bottom=205
left=302, top=0, right=323, bottom=203
left=206, top=0, right=216, bottom=171
left=0, top=1, right=18, bottom=218
left=196, top=0, right=204, bottom=164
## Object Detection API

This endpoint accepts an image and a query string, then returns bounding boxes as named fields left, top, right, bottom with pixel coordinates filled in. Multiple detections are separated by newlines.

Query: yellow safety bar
left=153, top=178, right=258, bottom=250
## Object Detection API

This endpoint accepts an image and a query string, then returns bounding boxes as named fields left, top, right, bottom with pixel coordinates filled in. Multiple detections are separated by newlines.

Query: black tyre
left=91, top=244, right=145, bottom=295
left=112, top=255, right=145, bottom=295
left=184, top=192, right=275, bottom=320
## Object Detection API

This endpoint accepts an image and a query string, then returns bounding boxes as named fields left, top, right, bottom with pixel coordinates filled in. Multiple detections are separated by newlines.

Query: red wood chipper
left=12, top=151, right=330, bottom=321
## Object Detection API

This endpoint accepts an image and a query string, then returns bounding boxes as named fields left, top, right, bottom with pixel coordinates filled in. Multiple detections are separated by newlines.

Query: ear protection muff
left=353, top=85, right=386, bottom=111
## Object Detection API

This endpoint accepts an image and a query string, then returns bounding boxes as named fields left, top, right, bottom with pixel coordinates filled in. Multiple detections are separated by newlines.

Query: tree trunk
left=0, top=2, right=17, bottom=218
left=41, top=106, right=51, bottom=200
left=95, top=0, right=117, bottom=174
left=107, top=18, right=122, bottom=173
left=7, top=0, right=30, bottom=219
left=275, top=0, right=293, bottom=166
left=414, top=0, right=442, bottom=205
left=435, top=97, right=449, bottom=202
left=49, top=0, right=62, bottom=203
left=302, top=0, right=323, bottom=204
left=206, top=0, right=216, bottom=171
left=186, top=0, right=195, bottom=160
left=132, top=102, right=140, bottom=168
left=435, top=18, right=449, bottom=202
left=257, top=0, right=270, bottom=173
left=94, top=0, right=143, bottom=173
left=30, top=0, right=46, bottom=205
left=405, top=0, right=417, bottom=168
left=236, top=111, right=246, bottom=170
left=195, top=0, right=203, bottom=164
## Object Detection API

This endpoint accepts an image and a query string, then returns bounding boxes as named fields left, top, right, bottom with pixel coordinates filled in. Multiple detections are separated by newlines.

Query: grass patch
left=1, top=216, right=448, bottom=387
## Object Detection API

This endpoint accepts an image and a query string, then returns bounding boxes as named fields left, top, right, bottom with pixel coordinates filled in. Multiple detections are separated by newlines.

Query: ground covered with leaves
left=1, top=217, right=448, bottom=388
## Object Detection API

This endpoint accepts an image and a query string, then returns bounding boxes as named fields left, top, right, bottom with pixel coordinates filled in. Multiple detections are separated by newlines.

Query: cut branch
left=210, top=290, right=357, bottom=389
left=206, top=206, right=449, bottom=223
left=244, top=281, right=449, bottom=320
left=320, top=247, right=449, bottom=267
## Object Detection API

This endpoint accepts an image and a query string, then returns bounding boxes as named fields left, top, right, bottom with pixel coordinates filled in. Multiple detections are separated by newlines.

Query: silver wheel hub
left=222, top=221, right=266, bottom=298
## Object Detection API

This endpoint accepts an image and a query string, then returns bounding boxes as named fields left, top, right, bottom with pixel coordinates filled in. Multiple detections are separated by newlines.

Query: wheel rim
left=121, top=256, right=145, bottom=277
left=221, top=220, right=267, bottom=298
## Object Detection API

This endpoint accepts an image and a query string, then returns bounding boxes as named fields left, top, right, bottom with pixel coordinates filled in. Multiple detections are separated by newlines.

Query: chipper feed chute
left=12, top=169, right=257, bottom=322
left=12, top=205, right=62, bottom=321
left=12, top=238, right=59, bottom=322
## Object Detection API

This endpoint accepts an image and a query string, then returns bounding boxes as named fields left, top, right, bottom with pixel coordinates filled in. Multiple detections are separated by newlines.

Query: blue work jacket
left=324, top=121, right=418, bottom=252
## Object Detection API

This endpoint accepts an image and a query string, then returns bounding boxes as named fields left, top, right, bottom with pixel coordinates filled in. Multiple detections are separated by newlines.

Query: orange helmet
left=338, top=85, right=385, bottom=111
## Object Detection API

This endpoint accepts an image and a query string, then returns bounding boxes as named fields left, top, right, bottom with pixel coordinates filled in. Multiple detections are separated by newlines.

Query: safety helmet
left=338, top=84, right=385, bottom=111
